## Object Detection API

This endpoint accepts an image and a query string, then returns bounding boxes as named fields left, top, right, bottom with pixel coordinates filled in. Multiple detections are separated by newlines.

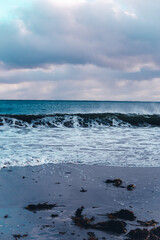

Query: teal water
left=1, top=100, right=160, bottom=114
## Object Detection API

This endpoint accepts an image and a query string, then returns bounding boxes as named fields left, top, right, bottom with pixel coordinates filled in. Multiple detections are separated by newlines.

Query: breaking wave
left=0, top=113, right=160, bottom=128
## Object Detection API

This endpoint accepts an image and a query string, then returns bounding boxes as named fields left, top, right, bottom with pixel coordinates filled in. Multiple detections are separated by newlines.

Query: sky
left=0, top=0, right=160, bottom=100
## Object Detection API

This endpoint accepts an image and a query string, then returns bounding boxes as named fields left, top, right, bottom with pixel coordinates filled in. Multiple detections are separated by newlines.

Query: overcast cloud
left=0, top=0, right=160, bottom=100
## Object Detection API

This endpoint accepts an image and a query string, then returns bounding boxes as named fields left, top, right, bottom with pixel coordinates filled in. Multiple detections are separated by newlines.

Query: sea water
left=1, top=100, right=160, bottom=168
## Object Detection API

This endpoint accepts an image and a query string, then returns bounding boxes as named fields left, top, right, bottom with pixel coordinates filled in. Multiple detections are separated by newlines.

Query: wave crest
left=0, top=113, right=160, bottom=128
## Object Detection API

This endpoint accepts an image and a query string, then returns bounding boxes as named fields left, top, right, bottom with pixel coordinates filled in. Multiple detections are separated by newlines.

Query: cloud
left=0, top=0, right=153, bottom=70
left=1, top=0, right=160, bottom=100
left=0, top=63, right=160, bottom=101
left=1, top=74, right=160, bottom=101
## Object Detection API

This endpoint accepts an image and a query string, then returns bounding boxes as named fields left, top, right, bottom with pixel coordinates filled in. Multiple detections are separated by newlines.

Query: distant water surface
left=0, top=100, right=160, bottom=168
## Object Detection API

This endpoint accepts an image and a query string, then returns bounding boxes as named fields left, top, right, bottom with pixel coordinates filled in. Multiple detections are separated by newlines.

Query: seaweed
left=108, top=209, right=136, bottom=221
left=25, top=203, right=56, bottom=212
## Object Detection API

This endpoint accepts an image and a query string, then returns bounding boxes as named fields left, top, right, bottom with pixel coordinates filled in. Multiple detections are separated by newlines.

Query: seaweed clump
left=72, top=207, right=127, bottom=234
left=127, top=227, right=160, bottom=240
left=108, top=209, right=136, bottom=221
left=106, top=178, right=123, bottom=187
left=106, top=178, right=136, bottom=191
left=25, top=203, right=56, bottom=212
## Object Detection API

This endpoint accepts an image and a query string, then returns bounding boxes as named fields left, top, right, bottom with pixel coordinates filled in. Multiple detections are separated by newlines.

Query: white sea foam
left=0, top=124, right=160, bottom=168
left=1, top=100, right=160, bottom=169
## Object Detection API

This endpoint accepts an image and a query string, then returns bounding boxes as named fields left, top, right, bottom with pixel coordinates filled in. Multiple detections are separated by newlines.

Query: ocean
left=0, top=100, right=160, bottom=168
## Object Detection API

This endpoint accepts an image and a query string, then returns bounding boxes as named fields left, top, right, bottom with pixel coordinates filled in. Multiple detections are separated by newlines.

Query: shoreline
left=0, top=163, right=160, bottom=239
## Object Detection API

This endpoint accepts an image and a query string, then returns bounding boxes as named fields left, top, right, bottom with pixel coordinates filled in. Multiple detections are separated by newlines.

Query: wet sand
left=0, top=164, right=160, bottom=239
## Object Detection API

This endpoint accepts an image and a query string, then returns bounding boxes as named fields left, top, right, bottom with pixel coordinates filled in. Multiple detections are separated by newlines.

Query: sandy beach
left=0, top=164, right=159, bottom=239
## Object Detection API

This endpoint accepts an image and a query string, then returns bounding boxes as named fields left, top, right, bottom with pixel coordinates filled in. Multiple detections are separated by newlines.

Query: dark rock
left=127, top=228, right=149, bottom=240
left=108, top=209, right=136, bottom=221
left=25, top=203, right=56, bottom=212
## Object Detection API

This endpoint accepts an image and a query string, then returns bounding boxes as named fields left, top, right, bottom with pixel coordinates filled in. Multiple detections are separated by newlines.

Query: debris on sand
left=150, top=226, right=160, bottom=238
left=13, top=234, right=28, bottom=239
left=25, top=203, right=56, bottom=212
left=105, top=178, right=122, bottom=187
left=75, top=206, right=84, bottom=217
left=80, top=187, right=87, bottom=192
left=72, top=207, right=127, bottom=234
left=88, top=235, right=98, bottom=240
left=41, top=225, right=52, bottom=229
left=149, top=232, right=160, bottom=240
left=72, top=213, right=94, bottom=228
left=87, top=232, right=98, bottom=240
left=127, top=228, right=150, bottom=240
left=87, top=236, right=98, bottom=240
left=127, top=184, right=136, bottom=191
left=137, top=220, right=158, bottom=227
left=94, top=220, right=127, bottom=234
left=106, top=179, right=135, bottom=190
left=59, top=232, right=66, bottom=235
left=50, top=214, right=59, bottom=218
left=108, top=209, right=136, bottom=221
left=127, top=227, right=160, bottom=240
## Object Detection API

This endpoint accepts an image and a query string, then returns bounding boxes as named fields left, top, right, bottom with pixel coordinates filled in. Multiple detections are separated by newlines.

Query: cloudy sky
left=0, top=0, right=160, bottom=100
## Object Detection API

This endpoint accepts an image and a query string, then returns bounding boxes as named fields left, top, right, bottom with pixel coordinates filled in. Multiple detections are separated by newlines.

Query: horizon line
left=0, top=99, right=160, bottom=103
